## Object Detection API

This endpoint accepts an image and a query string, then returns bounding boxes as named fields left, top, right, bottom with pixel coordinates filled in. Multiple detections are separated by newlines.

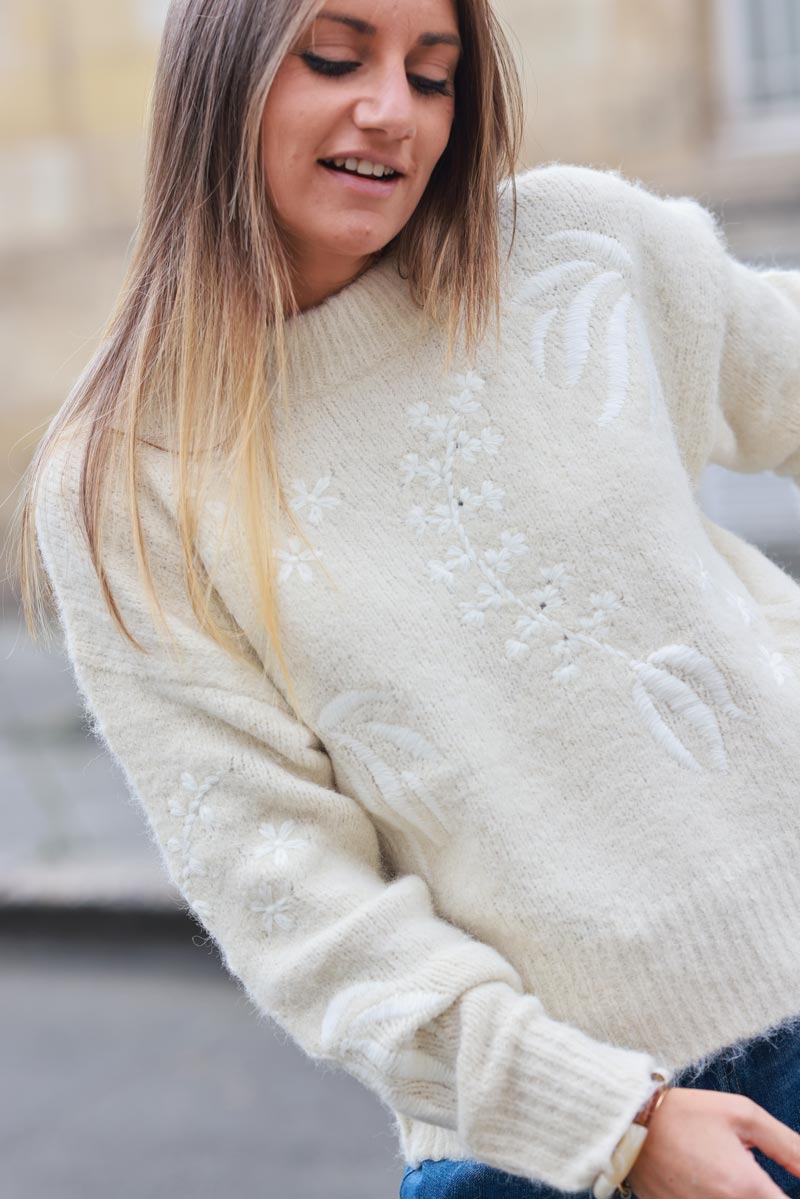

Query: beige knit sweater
left=35, top=163, right=800, bottom=1193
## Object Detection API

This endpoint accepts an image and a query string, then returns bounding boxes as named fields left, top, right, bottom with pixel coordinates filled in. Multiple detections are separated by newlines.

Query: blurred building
left=508, top=0, right=800, bottom=216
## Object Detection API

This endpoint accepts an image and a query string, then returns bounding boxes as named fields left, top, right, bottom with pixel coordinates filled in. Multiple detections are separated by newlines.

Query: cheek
left=261, top=76, right=320, bottom=184
left=429, top=102, right=456, bottom=158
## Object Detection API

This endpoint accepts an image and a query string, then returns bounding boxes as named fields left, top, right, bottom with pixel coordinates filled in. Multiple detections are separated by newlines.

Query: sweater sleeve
left=638, top=184, right=800, bottom=484
left=33, top=432, right=668, bottom=1194
left=708, top=245, right=800, bottom=482
left=510, top=165, right=800, bottom=486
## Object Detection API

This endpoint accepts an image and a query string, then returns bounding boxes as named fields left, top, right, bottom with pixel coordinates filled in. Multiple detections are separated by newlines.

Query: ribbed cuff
left=453, top=982, right=671, bottom=1193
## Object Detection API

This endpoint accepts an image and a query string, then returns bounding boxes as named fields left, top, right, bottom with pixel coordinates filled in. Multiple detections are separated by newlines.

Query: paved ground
left=0, top=921, right=404, bottom=1199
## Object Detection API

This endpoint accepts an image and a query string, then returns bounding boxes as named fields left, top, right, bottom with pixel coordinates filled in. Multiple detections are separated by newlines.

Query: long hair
left=12, top=0, right=524, bottom=721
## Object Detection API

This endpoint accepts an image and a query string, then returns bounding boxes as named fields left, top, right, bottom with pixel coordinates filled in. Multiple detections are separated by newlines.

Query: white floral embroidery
left=254, top=820, right=309, bottom=867
left=249, top=880, right=294, bottom=933
left=275, top=474, right=341, bottom=585
left=511, top=229, right=664, bottom=427
left=401, top=369, right=750, bottom=772
left=758, top=644, right=794, bottom=687
left=165, top=770, right=222, bottom=921
left=275, top=534, right=322, bottom=583
left=289, top=475, right=341, bottom=527
left=318, top=690, right=452, bottom=846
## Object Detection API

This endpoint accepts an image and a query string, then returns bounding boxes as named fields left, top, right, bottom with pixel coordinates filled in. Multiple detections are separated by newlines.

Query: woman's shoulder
left=497, top=160, right=725, bottom=276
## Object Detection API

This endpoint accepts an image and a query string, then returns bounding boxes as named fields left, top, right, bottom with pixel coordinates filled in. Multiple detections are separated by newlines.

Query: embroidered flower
left=427, top=559, right=457, bottom=589
left=171, top=771, right=219, bottom=826
left=459, top=583, right=504, bottom=626
left=402, top=367, right=748, bottom=771
left=539, top=563, right=574, bottom=587
left=479, top=426, right=504, bottom=455
left=407, top=401, right=432, bottom=429
left=724, top=590, right=757, bottom=627
left=445, top=544, right=472, bottom=572
left=400, top=453, right=424, bottom=486
left=514, top=613, right=546, bottom=640
left=276, top=534, right=322, bottom=583
left=530, top=583, right=564, bottom=610
left=505, top=638, right=531, bottom=660
left=254, top=820, right=308, bottom=868
left=550, top=637, right=581, bottom=683
left=249, top=881, right=294, bottom=933
left=165, top=770, right=223, bottom=909
left=577, top=590, right=622, bottom=629
left=428, top=502, right=459, bottom=535
left=758, top=644, right=793, bottom=686
left=288, top=475, right=341, bottom=527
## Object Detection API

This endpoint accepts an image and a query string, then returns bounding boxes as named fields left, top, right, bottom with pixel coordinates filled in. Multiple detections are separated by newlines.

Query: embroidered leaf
left=362, top=721, right=439, bottom=761
left=318, top=689, right=382, bottom=727
left=546, top=229, right=634, bottom=274
left=512, top=260, right=594, bottom=305
left=531, top=308, right=557, bottom=377
left=597, top=292, right=632, bottom=426
left=631, top=659, right=730, bottom=771
left=346, top=1038, right=456, bottom=1087
left=564, top=271, right=624, bottom=387
left=632, top=304, right=665, bottom=418
left=631, top=678, right=701, bottom=772
left=335, top=732, right=450, bottom=844
left=646, top=645, right=747, bottom=720
left=321, top=980, right=451, bottom=1051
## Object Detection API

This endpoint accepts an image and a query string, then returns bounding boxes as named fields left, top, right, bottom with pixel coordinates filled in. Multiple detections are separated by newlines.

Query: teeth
left=324, top=157, right=397, bottom=178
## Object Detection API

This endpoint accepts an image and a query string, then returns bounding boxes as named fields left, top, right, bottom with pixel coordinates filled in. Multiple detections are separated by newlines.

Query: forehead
left=311, top=0, right=461, bottom=47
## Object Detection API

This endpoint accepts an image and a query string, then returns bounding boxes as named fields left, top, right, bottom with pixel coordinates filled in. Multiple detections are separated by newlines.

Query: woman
left=13, top=0, right=800, bottom=1196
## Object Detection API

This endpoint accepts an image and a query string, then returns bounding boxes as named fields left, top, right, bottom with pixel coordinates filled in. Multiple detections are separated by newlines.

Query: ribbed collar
left=272, top=249, right=434, bottom=404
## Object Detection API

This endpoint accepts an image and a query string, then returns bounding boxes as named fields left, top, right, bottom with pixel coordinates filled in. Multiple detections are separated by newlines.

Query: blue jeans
left=399, top=1018, right=800, bottom=1198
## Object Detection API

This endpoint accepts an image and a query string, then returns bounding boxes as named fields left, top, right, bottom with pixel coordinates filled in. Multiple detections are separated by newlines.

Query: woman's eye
left=299, top=51, right=452, bottom=97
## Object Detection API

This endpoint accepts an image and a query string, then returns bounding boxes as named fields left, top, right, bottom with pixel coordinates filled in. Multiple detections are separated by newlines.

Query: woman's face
left=261, top=0, right=461, bottom=294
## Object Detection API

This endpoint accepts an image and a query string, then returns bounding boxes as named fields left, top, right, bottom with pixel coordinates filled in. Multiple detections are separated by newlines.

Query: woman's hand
left=626, top=1087, right=800, bottom=1198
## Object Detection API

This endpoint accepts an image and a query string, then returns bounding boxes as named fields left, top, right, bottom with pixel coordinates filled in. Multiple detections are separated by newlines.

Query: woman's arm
left=33, top=430, right=666, bottom=1194
left=637, top=181, right=800, bottom=482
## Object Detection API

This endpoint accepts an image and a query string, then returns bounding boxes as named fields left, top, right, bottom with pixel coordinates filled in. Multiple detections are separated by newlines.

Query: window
left=715, top=0, right=800, bottom=149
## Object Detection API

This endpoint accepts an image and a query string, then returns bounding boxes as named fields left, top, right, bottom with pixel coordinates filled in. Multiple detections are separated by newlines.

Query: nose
left=351, top=58, right=416, bottom=141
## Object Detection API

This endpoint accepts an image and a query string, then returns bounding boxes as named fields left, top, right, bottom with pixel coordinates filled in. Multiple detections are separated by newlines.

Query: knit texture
left=35, top=163, right=800, bottom=1192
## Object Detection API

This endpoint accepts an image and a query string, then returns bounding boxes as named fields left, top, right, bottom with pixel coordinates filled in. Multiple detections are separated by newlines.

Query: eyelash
left=300, top=51, right=453, bottom=98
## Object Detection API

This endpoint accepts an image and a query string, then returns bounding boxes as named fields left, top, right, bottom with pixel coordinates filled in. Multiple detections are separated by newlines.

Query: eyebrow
left=315, top=10, right=463, bottom=51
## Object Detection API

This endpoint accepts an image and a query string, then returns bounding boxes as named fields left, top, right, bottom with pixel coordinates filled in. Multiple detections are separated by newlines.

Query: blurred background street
left=1, top=2, right=799, bottom=1197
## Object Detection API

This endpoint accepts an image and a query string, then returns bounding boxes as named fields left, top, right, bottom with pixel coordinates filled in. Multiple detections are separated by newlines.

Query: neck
left=288, top=248, right=380, bottom=315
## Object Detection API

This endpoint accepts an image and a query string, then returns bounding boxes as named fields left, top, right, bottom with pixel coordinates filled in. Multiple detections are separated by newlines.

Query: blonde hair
left=12, top=0, right=524, bottom=721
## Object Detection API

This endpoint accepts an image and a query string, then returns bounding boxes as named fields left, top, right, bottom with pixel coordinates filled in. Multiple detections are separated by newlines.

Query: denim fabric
left=398, top=1019, right=800, bottom=1198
